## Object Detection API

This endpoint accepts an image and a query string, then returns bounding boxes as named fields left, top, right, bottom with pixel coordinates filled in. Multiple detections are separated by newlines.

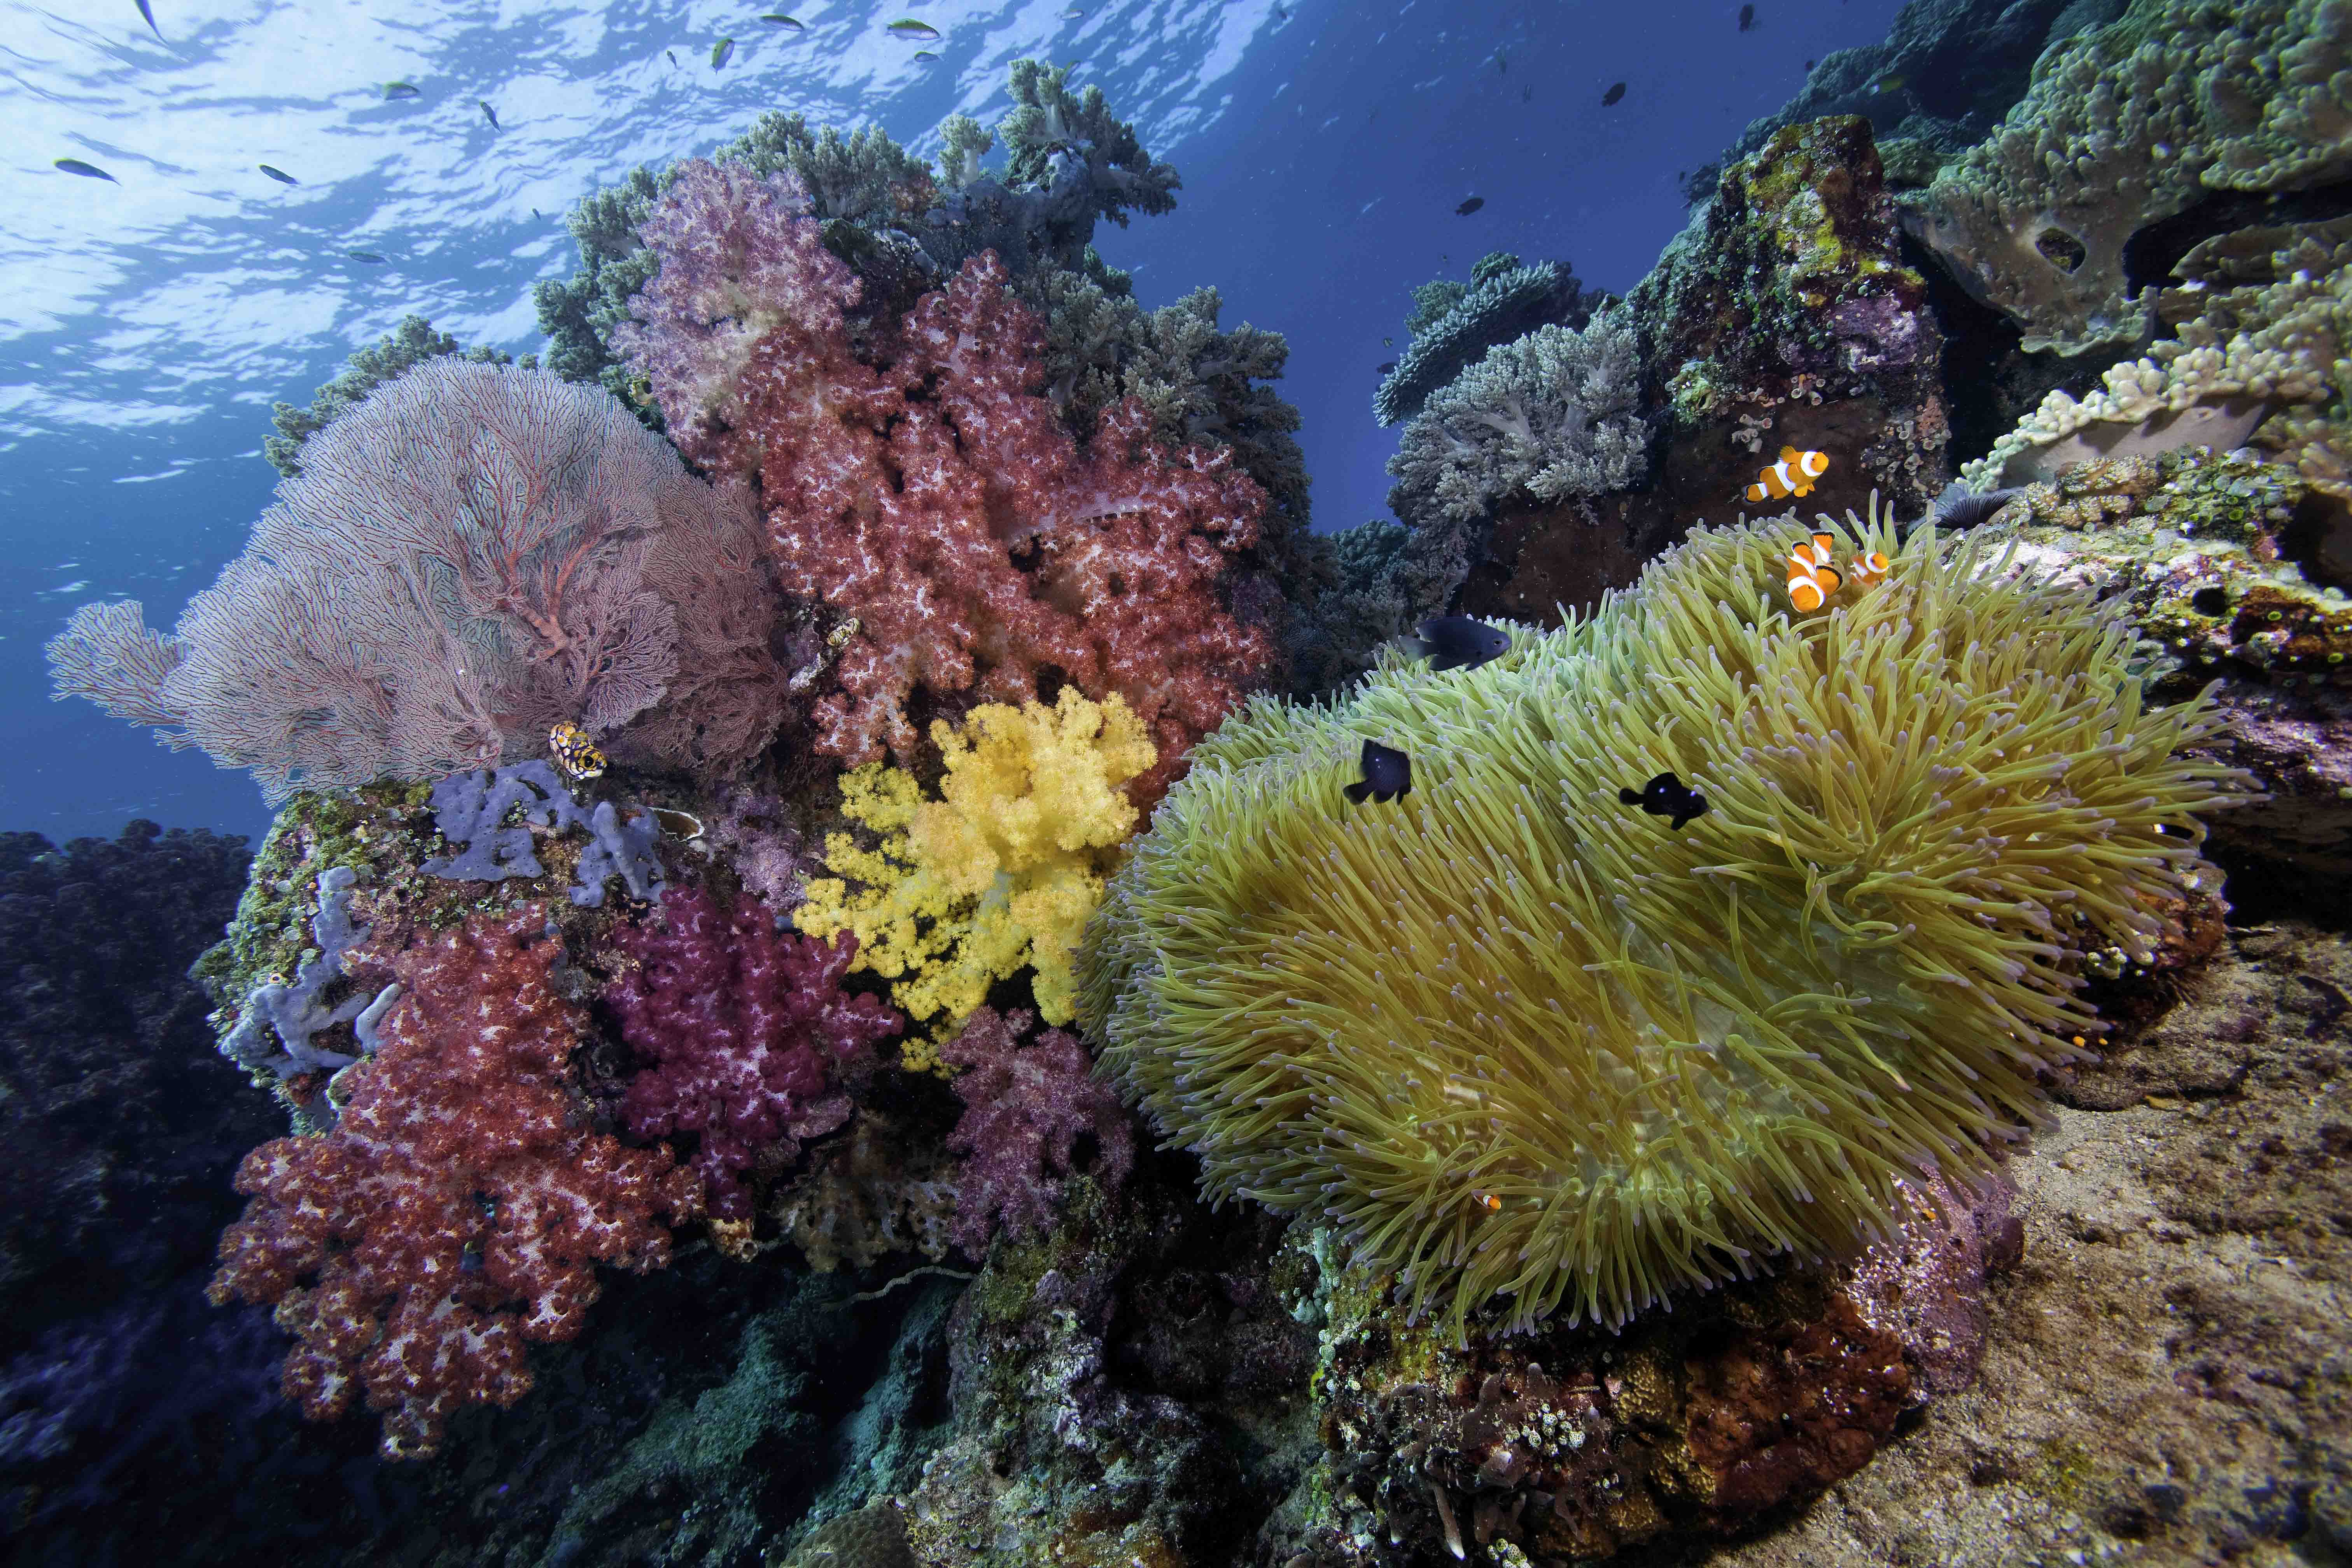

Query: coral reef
left=937, top=1006, right=1133, bottom=1255
left=1386, top=308, right=1647, bottom=527
left=47, top=360, right=790, bottom=800
left=1081, top=505, right=2248, bottom=1339
left=208, top=903, right=704, bottom=1458
left=796, top=690, right=1153, bottom=1052
left=1375, top=252, right=1591, bottom=426
left=1899, top=0, right=2352, bottom=357
left=606, top=887, right=902, bottom=1222
left=263, top=313, right=517, bottom=476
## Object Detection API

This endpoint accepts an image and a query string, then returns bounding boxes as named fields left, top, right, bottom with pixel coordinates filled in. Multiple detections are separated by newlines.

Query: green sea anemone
left=1077, top=502, right=2249, bottom=1339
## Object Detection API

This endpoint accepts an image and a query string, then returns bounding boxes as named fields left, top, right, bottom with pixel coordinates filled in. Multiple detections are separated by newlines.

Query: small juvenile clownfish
left=1847, top=548, right=1891, bottom=589
left=548, top=720, right=607, bottom=780
left=1785, top=531, right=1843, bottom=612
left=1746, top=445, right=1831, bottom=504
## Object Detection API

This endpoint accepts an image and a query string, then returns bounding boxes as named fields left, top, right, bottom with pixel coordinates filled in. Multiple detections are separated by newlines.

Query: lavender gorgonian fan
left=47, top=359, right=787, bottom=801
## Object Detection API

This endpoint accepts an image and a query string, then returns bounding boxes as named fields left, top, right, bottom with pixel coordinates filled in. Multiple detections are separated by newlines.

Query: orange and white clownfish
left=1746, top=445, right=1831, bottom=504
left=1785, top=531, right=1843, bottom=612
left=1847, top=548, right=1890, bottom=589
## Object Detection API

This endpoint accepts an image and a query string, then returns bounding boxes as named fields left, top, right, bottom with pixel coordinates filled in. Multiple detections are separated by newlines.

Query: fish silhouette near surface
left=762, top=13, right=805, bottom=28
left=383, top=80, right=420, bottom=100
left=1619, top=771, right=1708, bottom=830
left=888, top=19, right=942, bottom=39
left=1408, top=615, right=1511, bottom=673
left=711, top=37, right=734, bottom=67
left=1601, top=81, right=1626, bottom=106
left=479, top=101, right=500, bottom=129
left=259, top=163, right=298, bottom=184
left=135, top=0, right=163, bottom=40
left=1344, top=740, right=1412, bottom=805
left=1738, top=4, right=1756, bottom=29
left=55, top=158, right=117, bottom=181
left=1456, top=195, right=1484, bottom=215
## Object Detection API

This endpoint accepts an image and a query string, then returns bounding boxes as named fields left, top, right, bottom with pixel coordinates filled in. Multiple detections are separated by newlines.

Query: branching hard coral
left=1898, top=0, right=2352, bottom=355
left=531, top=165, right=666, bottom=408
left=1377, top=255, right=1588, bottom=426
left=1387, top=308, right=1647, bottom=528
left=1078, top=501, right=2252, bottom=1340
left=607, top=889, right=903, bottom=1222
left=939, top=1006, right=1134, bottom=1255
left=48, top=360, right=788, bottom=800
left=1963, top=228, right=2350, bottom=491
left=208, top=905, right=702, bottom=1459
left=263, top=314, right=513, bottom=477
left=796, top=690, right=1153, bottom=1062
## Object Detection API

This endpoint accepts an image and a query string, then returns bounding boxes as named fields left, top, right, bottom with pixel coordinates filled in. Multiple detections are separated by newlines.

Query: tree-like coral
left=796, top=690, right=1153, bottom=1060
left=1078, top=502, right=2252, bottom=1340
left=208, top=905, right=703, bottom=1459
left=606, top=888, right=903, bottom=1222
left=47, top=360, right=790, bottom=799
left=1387, top=309, right=1648, bottom=528
left=263, top=314, right=515, bottom=476
left=938, top=1006, right=1133, bottom=1255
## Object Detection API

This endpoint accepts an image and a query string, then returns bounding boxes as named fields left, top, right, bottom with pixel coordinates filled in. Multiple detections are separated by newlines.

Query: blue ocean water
left=1, top=0, right=1903, bottom=845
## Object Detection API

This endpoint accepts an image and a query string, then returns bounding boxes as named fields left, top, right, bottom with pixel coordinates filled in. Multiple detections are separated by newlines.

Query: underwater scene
left=4, top=0, right=2349, bottom=1562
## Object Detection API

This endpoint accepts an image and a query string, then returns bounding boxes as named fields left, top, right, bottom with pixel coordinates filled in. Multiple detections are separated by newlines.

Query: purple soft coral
left=607, top=888, right=902, bottom=1221
left=941, top=1006, right=1136, bottom=1255
left=609, top=158, right=861, bottom=468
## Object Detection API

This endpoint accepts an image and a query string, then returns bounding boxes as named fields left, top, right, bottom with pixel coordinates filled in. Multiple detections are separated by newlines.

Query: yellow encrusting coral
left=1078, top=500, right=2252, bottom=1340
left=796, top=688, right=1154, bottom=1069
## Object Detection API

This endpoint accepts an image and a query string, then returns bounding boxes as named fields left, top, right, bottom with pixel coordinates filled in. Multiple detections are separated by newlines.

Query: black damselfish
left=1344, top=740, right=1412, bottom=805
left=1619, top=771, right=1708, bottom=830
left=1410, top=615, right=1511, bottom=672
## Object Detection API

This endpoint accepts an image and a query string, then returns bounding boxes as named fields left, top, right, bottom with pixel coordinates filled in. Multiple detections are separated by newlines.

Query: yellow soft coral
left=796, top=689, right=1154, bottom=1066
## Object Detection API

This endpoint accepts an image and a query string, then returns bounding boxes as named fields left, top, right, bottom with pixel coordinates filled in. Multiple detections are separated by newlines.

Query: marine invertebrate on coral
left=1078, top=503, right=2250, bottom=1338
left=208, top=904, right=703, bottom=1458
left=939, top=1006, right=1134, bottom=1254
left=1898, top=0, right=2352, bottom=355
left=1386, top=308, right=1647, bottom=528
left=1376, top=253, right=1587, bottom=426
left=797, top=689, right=1153, bottom=1056
left=47, top=360, right=790, bottom=800
left=607, top=888, right=903, bottom=1222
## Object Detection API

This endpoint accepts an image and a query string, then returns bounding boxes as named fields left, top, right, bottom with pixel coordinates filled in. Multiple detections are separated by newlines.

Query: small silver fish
left=711, top=36, right=733, bottom=67
left=478, top=101, right=499, bottom=129
left=54, top=158, right=117, bottom=182
left=383, top=80, right=420, bottom=100
left=667, top=49, right=678, bottom=67
left=135, top=0, right=162, bottom=40
left=258, top=163, right=298, bottom=184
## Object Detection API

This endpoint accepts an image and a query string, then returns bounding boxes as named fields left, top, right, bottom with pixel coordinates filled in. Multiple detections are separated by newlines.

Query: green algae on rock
left=1078, top=503, right=2252, bottom=1340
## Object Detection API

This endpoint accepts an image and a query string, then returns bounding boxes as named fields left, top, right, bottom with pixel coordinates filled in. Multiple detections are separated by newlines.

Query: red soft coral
left=606, top=888, right=903, bottom=1222
left=207, top=905, right=702, bottom=1460
left=941, top=1005, right=1134, bottom=1255
left=705, top=248, right=1272, bottom=807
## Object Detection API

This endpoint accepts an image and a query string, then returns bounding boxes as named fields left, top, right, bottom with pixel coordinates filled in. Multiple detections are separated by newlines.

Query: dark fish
left=1929, top=480, right=2026, bottom=530
left=1601, top=81, right=1626, bottom=107
left=1805, top=57, right=1815, bottom=68
left=1455, top=195, right=1484, bottom=216
left=1496, top=51, right=1507, bottom=74
left=258, top=163, right=298, bottom=184
left=887, top=19, right=942, bottom=38
left=1521, top=85, right=1531, bottom=102
left=1738, top=3, right=1755, bottom=29
left=1343, top=740, right=1412, bottom=805
left=1619, top=771, right=1708, bottom=831
left=1376, top=360, right=1396, bottom=374
left=667, top=49, right=678, bottom=67
left=383, top=80, right=420, bottom=100
left=346, top=248, right=387, bottom=263
left=479, top=100, right=499, bottom=129
left=532, top=207, right=542, bottom=219
left=761, top=12, right=805, bottom=27
left=1409, top=615, right=1511, bottom=673
left=135, top=0, right=162, bottom=40
left=1382, top=335, right=1393, bottom=347
left=54, top=158, right=117, bottom=181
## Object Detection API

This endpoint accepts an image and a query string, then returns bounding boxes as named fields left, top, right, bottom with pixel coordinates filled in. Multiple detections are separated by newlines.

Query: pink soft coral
left=208, top=905, right=702, bottom=1459
left=606, top=888, right=903, bottom=1222
left=940, top=1005, right=1134, bottom=1255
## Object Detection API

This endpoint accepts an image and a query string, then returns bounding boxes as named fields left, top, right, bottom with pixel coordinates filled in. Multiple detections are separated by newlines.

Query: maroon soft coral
left=207, top=904, right=703, bottom=1460
left=606, top=887, right=903, bottom=1222
left=941, top=1005, right=1135, bottom=1256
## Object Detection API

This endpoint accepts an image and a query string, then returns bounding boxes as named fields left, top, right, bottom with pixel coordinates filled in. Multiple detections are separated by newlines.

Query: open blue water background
left=0, top=0, right=1904, bottom=845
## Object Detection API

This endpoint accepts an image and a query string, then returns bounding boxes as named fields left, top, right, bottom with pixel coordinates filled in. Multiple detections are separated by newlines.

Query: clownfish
left=1848, top=548, right=1890, bottom=589
left=1785, top=531, right=1843, bottom=612
left=1746, top=445, right=1831, bottom=504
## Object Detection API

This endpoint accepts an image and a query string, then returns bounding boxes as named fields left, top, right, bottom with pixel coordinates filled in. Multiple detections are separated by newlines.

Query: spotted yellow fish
left=548, top=720, right=607, bottom=780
